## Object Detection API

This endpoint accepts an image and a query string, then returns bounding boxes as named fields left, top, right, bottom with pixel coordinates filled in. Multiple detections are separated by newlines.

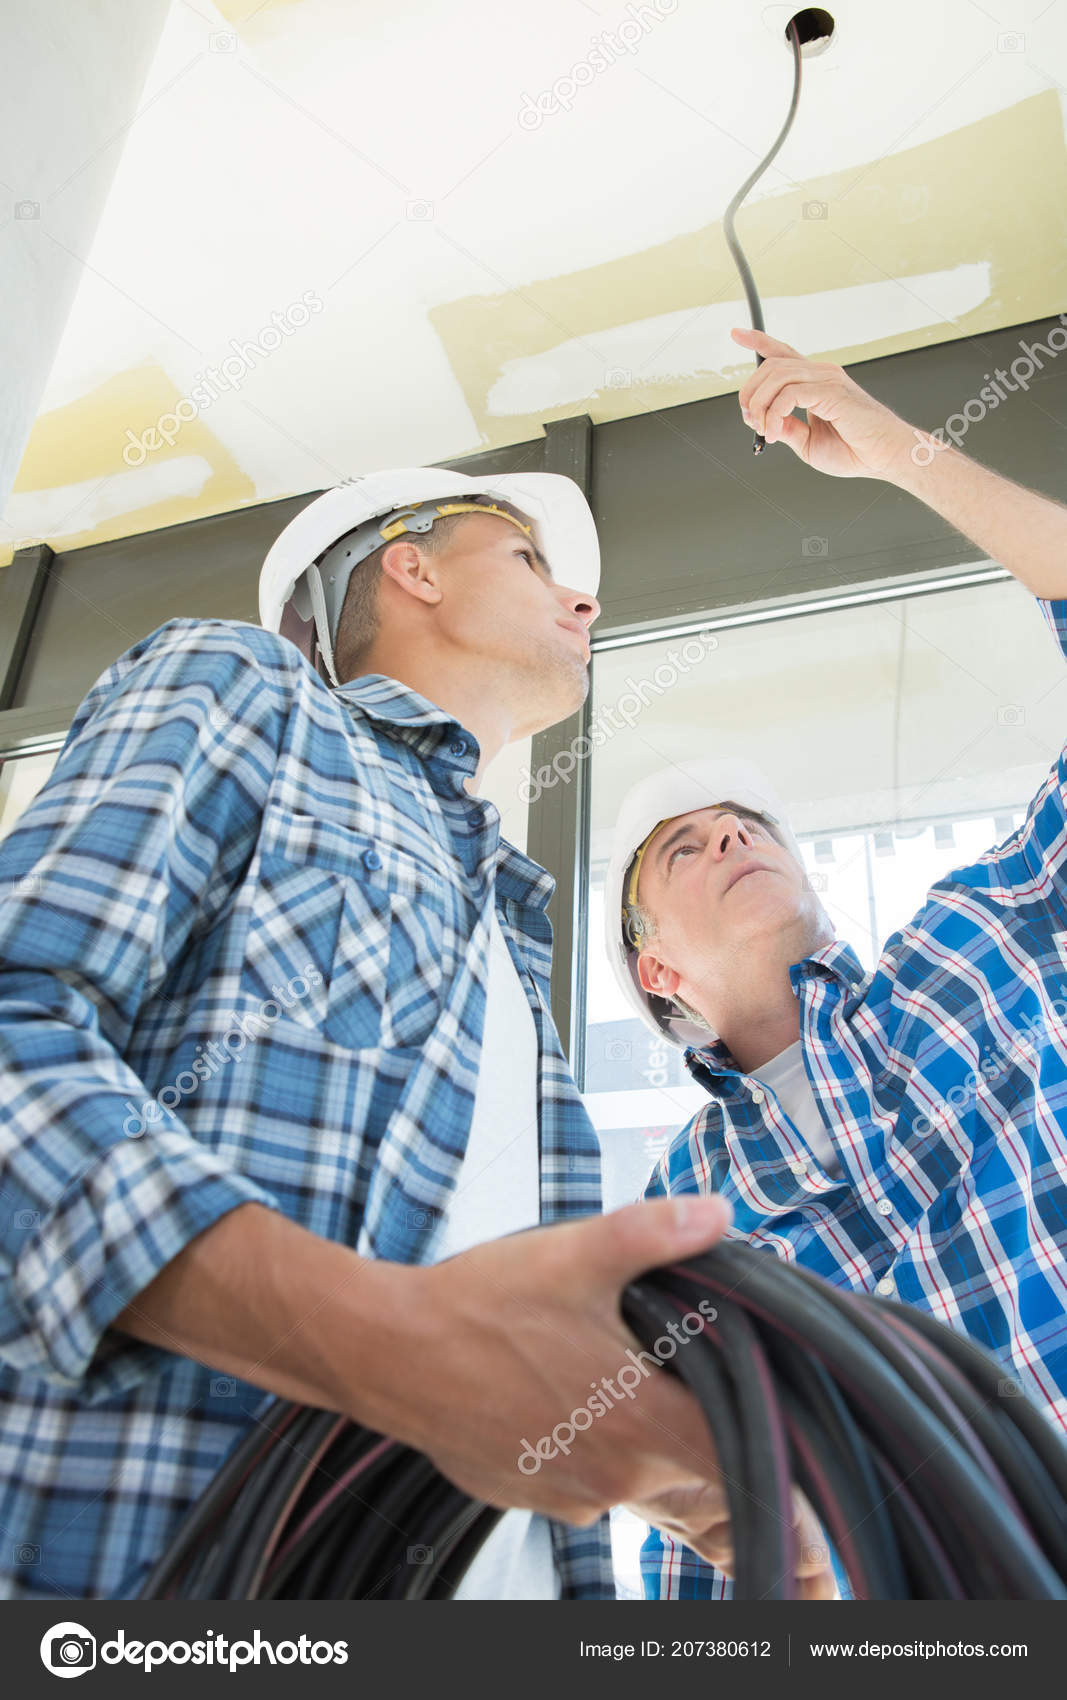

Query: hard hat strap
left=305, top=562, right=343, bottom=689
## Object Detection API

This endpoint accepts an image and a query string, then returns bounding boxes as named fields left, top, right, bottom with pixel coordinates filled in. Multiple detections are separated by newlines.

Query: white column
left=0, top=0, right=171, bottom=514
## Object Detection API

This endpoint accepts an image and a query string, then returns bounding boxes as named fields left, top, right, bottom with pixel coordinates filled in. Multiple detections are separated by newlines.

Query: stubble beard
left=509, top=635, right=589, bottom=735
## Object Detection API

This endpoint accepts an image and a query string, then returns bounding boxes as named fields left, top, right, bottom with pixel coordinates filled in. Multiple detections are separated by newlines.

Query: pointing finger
left=731, top=325, right=804, bottom=361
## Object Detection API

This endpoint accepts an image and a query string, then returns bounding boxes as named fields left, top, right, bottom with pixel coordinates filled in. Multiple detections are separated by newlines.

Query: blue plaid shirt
left=640, top=597, right=1067, bottom=1600
left=0, top=616, right=613, bottom=1601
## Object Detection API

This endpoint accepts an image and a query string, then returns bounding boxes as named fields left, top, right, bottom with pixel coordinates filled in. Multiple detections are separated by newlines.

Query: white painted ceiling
left=5, top=0, right=1067, bottom=562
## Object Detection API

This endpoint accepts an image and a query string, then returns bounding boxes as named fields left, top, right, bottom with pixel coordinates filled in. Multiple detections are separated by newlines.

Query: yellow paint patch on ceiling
left=487, top=266, right=994, bottom=415
left=1, top=364, right=257, bottom=567
left=431, top=90, right=1067, bottom=447
left=213, top=0, right=311, bottom=34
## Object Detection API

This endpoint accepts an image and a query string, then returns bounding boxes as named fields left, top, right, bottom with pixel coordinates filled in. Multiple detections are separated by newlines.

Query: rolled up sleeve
left=0, top=619, right=294, bottom=1401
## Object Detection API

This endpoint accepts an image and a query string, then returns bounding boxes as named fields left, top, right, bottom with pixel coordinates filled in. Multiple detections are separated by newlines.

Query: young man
left=0, top=464, right=828, bottom=1602
left=605, top=327, right=1067, bottom=1598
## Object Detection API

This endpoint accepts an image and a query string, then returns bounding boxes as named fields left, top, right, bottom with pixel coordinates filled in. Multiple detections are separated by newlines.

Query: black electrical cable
left=423, top=1505, right=505, bottom=1600
left=322, top=1449, right=440, bottom=1600
left=225, top=1410, right=348, bottom=1599
left=774, top=1325, right=906, bottom=1593
left=661, top=1285, right=796, bottom=1597
left=293, top=1500, right=366, bottom=1602
left=185, top=1403, right=330, bottom=1599
left=621, top=1279, right=760, bottom=1579
left=780, top=1390, right=879, bottom=1596
left=743, top=1257, right=1057, bottom=1595
left=722, top=15, right=804, bottom=454
left=184, top=1407, right=347, bottom=1600
left=282, top=1441, right=431, bottom=1602
left=869, top=1451, right=968, bottom=1601
left=406, top=1502, right=496, bottom=1600
left=760, top=1331, right=908, bottom=1598
left=384, top=1479, right=498, bottom=1601
left=883, top=1295, right=1067, bottom=1500
left=262, top=1431, right=404, bottom=1598
left=137, top=1399, right=306, bottom=1599
left=139, top=1243, right=1067, bottom=1601
left=378, top=1474, right=471, bottom=1600
left=672, top=1250, right=1063, bottom=1597
left=877, top=1306, right=1067, bottom=1577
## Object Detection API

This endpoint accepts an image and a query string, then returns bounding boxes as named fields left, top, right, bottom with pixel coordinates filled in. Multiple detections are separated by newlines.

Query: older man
left=605, top=326, right=1067, bottom=1598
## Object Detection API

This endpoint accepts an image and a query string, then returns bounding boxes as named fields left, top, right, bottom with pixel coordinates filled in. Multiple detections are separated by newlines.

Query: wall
left=0, top=0, right=171, bottom=512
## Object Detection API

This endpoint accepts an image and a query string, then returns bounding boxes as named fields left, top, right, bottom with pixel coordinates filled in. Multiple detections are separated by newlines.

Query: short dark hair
left=332, top=500, right=534, bottom=680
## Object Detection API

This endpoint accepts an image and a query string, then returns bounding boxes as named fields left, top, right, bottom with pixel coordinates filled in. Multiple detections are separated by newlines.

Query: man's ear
left=379, top=539, right=442, bottom=607
left=637, top=950, right=680, bottom=998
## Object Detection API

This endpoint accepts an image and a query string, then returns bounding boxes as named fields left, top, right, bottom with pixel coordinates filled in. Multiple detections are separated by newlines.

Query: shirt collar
left=793, top=936, right=869, bottom=993
left=333, top=673, right=466, bottom=735
left=332, top=672, right=484, bottom=778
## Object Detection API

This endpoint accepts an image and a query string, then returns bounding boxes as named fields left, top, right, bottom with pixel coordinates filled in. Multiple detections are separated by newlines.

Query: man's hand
left=731, top=323, right=1067, bottom=598
left=392, top=1196, right=736, bottom=1526
left=732, top=325, right=916, bottom=481
left=116, top=1191, right=831, bottom=1598
left=390, top=1196, right=832, bottom=1598
left=116, top=1194, right=738, bottom=1530
left=625, top=1478, right=836, bottom=1600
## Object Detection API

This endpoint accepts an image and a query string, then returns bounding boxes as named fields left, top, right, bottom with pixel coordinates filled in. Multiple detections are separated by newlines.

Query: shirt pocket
left=244, top=801, right=448, bottom=1052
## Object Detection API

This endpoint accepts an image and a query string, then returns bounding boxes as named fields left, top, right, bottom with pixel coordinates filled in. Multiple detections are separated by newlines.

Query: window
left=0, top=750, right=60, bottom=843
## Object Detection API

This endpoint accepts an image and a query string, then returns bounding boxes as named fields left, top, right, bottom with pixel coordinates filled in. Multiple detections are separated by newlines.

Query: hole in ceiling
left=786, top=8, right=836, bottom=55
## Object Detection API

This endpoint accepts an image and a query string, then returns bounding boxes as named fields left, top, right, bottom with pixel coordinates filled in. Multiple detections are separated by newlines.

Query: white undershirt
left=750, top=1041, right=845, bottom=1600
left=756, top=1040, right=844, bottom=1179
left=429, top=908, right=561, bottom=1600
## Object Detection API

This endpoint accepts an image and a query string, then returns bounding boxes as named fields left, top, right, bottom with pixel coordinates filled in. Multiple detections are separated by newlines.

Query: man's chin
left=739, top=902, right=833, bottom=956
left=724, top=895, right=814, bottom=942
left=521, top=661, right=589, bottom=737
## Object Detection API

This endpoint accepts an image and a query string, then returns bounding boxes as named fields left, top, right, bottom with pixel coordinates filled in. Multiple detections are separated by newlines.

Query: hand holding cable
left=395, top=1199, right=735, bottom=1510
left=140, top=1221, right=1067, bottom=1600
left=732, top=325, right=919, bottom=478
left=137, top=1195, right=832, bottom=1599
left=400, top=1194, right=831, bottom=1589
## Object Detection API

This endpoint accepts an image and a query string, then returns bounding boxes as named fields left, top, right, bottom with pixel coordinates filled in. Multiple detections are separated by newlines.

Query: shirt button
left=362, top=847, right=382, bottom=871
left=875, top=1198, right=893, bottom=1216
left=750, top=1087, right=765, bottom=1104
left=875, top=1277, right=895, bottom=1296
left=449, top=738, right=467, bottom=757
left=789, top=1159, right=808, bottom=1175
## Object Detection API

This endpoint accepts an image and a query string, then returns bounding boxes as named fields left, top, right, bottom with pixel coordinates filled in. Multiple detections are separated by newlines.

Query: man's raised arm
left=731, top=321, right=1067, bottom=601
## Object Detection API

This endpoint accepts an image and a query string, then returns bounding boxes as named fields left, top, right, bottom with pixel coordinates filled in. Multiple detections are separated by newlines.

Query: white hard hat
left=259, top=467, right=600, bottom=687
left=603, top=758, right=807, bottom=1048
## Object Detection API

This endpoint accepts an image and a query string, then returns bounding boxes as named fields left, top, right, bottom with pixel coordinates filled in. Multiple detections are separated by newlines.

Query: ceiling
left=4, top=0, right=1067, bottom=566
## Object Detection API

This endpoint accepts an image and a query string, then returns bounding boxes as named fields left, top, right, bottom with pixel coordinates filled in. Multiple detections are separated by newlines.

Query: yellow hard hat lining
left=378, top=500, right=533, bottom=544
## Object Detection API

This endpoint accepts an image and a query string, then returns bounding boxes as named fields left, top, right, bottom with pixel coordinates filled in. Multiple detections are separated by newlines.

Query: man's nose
left=713, top=815, right=753, bottom=857
left=557, top=584, right=600, bottom=630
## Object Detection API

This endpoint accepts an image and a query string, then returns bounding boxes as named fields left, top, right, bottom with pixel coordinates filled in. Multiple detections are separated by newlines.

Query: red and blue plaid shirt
left=642, top=597, right=1067, bottom=1599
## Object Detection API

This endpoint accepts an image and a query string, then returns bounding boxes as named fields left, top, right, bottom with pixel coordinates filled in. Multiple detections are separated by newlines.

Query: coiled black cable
left=138, top=1243, right=1067, bottom=1601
